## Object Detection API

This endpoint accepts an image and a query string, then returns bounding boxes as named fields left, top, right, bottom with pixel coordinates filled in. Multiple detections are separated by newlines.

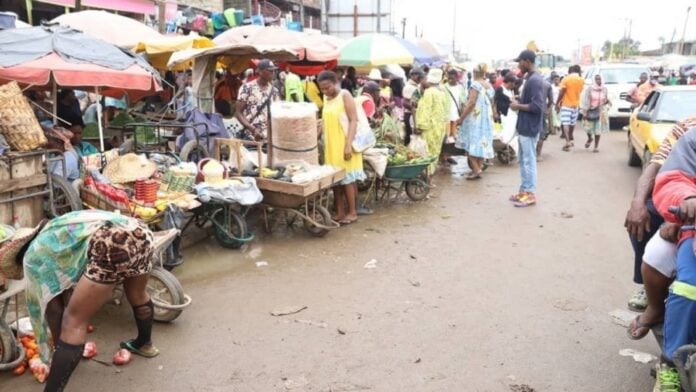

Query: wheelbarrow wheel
left=357, top=161, right=377, bottom=192
left=496, top=147, right=514, bottom=165
left=304, top=205, right=332, bottom=237
left=49, top=175, right=82, bottom=217
left=179, top=140, right=209, bottom=163
left=148, top=267, right=184, bottom=323
left=0, top=321, right=17, bottom=364
left=405, top=179, right=430, bottom=201
left=211, top=208, right=248, bottom=249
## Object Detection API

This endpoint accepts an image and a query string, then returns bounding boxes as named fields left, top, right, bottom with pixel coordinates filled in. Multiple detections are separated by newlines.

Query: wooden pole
left=158, top=1, right=166, bottom=34
left=25, top=0, right=33, bottom=25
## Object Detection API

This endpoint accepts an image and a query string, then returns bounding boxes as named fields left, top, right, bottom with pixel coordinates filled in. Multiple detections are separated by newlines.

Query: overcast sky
left=391, top=0, right=695, bottom=61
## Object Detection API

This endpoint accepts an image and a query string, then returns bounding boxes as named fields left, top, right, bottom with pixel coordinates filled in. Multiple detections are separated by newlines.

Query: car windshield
left=656, top=91, right=696, bottom=122
left=599, top=68, right=647, bottom=84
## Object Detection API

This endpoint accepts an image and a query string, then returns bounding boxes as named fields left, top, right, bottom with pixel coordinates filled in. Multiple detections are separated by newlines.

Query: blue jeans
left=518, top=134, right=538, bottom=193
left=663, top=236, right=696, bottom=361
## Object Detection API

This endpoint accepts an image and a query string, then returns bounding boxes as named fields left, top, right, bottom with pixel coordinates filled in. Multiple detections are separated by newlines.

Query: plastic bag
left=408, top=135, right=428, bottom=158
left=351, top=121, right=376, bottom=153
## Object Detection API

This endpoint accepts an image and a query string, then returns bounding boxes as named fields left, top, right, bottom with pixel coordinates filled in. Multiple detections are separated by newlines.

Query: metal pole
left=51, top=78, right=57, bottom=125
left=452, top=2, right=456, bottom=55
left=353, top=4, right=357, bottom=37
left=95, top=87, right=104, bottom=152
left=157, top=1, right=166, bottom=34
left=401, top=17, right=406, bottom=38
left=376, top=0, right=381, bottom=33
left=681, top=6, right=692, bottom=55
left=299, top=0, right=305, bottom=28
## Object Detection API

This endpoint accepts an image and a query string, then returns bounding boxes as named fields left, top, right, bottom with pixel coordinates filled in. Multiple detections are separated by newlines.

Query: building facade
left=325, top=0, right=392, bottom=38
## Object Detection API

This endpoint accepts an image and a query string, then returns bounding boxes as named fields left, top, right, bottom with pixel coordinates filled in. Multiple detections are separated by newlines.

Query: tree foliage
left=602, top=38, right=641, bottom=59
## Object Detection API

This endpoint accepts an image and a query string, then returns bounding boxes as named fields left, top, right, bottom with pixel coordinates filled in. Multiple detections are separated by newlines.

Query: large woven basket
left=0, top=81, right=47, bottom=151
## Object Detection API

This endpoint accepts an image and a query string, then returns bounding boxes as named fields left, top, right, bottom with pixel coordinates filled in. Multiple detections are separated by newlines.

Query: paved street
left=3, top=130, right=657, bottom=391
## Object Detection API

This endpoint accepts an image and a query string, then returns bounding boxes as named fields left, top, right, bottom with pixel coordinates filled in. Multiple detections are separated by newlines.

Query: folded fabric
left=194, top=177, right=262, bottom=206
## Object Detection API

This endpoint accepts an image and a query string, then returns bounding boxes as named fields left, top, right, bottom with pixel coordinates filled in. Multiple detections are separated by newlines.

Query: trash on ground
left=560, top=211, right=574, bottom=219
left=408, top=279, right=421, bottom=287
left=609, top=309, right=639, bottom=328
left=619, top=348, right=657, bottom=364
left=271, top=305, right=308, bottom=316
left=256, top=261, right=269, bottom=267
left=294, top=319, right=328, bottom=328
left=509, top=384, right=535, bottom=392
left=364, top=259, right=378, bottom=269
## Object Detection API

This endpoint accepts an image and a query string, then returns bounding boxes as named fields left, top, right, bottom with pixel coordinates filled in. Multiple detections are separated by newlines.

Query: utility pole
left=680, top=6, right=692, bottom=55
left=401, top=17, right=406, bottom=38
left=376, top=0, right=381, bottom=33
left=451, top=1, right=456, bottom=55
left=299, top=0, right=305, bottom=28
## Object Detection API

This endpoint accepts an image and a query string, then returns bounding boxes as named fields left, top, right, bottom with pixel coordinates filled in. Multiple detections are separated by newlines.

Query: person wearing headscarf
left=581, top=73, right=611, bottom=152
left=415, top=69, right=448, bottom=175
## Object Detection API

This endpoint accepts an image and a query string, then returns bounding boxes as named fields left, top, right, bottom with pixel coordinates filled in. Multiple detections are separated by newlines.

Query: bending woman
left=16, top=210, right=159, bottom=391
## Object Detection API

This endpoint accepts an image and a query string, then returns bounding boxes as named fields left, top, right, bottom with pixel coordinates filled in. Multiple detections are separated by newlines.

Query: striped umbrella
left=339, top=34, right=433, bottom=67
left=412, top=38, right=449, bottom=62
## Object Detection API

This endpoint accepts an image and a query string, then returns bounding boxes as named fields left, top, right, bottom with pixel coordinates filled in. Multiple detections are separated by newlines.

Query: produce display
left=14, top=335, right=48, bottom=382
left=377, top=143, right=435, bottom=166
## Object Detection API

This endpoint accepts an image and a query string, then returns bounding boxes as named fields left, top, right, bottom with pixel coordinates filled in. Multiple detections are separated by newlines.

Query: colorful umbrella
left=214, top=26, right=342, bottom=63
left=339, top=34, right=433, bottom=67
left=0, top=26, right=161, bottom=150
left=135, top=33, right=215, bottom=70
left=412, top=38, right=448, bottom=62
left=52, top=10, right=162, bottom=49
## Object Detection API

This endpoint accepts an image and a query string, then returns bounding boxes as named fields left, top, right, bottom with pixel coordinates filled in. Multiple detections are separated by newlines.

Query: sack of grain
left=270, top=102, right=318, bottom=166
left=0, top=81, right=47, bottom=151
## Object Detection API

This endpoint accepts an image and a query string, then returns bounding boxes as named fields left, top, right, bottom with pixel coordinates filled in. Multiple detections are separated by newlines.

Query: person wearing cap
left=555, top=64, right=585, bottom=152
left=235, top=59, right=280, bottom=141
left=510, top=49, right=546, bottom=207
left=13, top=210, right=162, bottom=390
left=415, top=69, right=448, bottom=176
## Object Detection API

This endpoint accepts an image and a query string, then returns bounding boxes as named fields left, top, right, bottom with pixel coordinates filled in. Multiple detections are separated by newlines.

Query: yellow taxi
left=628, top=85, right=696, bottom=167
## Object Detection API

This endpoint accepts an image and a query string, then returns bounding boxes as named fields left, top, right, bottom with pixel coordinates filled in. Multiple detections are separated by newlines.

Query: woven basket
left=0, top=81, right=47, bottom=151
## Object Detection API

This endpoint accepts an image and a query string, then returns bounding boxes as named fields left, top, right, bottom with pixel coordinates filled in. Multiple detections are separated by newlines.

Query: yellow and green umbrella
left=338, top=34, right=432, bottom=68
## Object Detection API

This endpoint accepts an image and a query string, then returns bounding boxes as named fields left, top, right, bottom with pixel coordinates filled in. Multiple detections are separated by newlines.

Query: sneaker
left=513, top=193, right=536, bottom=207
left=653, top=363, right=680, bottom=392
left=628, top=288, right=648, bottom=312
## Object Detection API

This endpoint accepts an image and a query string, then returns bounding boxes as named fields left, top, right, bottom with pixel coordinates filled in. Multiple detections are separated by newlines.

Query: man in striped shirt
left=625, top=117, right=696, bottom=340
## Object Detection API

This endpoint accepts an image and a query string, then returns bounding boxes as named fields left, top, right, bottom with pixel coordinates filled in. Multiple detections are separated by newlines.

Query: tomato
left=112, top=348, right=131, bottom=366
left=13, top=364, right=26, bottom=376
left=87, top=324, right=95, bottom=333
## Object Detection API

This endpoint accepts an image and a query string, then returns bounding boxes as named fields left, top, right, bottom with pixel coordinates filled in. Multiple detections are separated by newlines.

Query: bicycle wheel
left=148, top=267, right=184, bottom=323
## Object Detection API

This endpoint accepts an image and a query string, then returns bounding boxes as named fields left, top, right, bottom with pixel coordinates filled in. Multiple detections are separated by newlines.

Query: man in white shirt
left=402, top=68, right=425, bottom=146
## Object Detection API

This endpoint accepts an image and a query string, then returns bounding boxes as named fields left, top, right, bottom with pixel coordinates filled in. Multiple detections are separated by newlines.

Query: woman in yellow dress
left=415, top=69, right=449, bottom=174
left=317, top=71, right=365, bottom=225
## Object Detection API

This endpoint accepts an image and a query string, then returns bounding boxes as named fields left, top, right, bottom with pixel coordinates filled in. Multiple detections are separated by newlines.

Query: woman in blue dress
left=456, top=63, right=495, bottom=180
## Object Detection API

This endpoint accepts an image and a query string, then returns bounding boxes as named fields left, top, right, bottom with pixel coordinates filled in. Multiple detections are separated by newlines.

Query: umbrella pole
left=52, top=79, right=57, bottom=126
left=95, top=87, right=105, bottom=152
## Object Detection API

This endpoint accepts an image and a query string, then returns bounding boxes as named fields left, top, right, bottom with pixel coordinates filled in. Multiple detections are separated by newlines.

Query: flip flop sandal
left=120, top=340, right=160, bottom=358
left=339, top=218, right=357, bottom=226
left=627, top=315, right=662, bottom=341
left=562, top=145, right=570, bottom=152
left=585, top=141, right=592, bottom=149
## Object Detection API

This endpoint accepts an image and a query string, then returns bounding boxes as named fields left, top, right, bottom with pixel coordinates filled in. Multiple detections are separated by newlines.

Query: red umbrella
left=0, top=53, right=159, bottom=92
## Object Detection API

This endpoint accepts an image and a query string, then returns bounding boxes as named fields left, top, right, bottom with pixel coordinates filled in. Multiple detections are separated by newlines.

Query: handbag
left=228, top=92, right=272, bottom=137
left=351, top=111, right=376, bottom=153
left=586, top=107, right=600, bottom=121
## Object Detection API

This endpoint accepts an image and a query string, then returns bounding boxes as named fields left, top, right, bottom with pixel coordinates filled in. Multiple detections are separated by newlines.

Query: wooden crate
left=0, top=153, right=46, bottom=227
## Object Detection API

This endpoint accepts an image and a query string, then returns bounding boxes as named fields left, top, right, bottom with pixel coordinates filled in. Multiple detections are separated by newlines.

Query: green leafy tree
left=602, top=38, right=641, bottom=60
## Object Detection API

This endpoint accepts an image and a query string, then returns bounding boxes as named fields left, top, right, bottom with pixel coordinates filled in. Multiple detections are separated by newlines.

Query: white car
left=583, top=63, right=651, bottom=121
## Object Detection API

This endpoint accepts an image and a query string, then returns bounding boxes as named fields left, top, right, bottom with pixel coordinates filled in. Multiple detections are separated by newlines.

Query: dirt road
left=3, top=131, right=656, bottom=391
